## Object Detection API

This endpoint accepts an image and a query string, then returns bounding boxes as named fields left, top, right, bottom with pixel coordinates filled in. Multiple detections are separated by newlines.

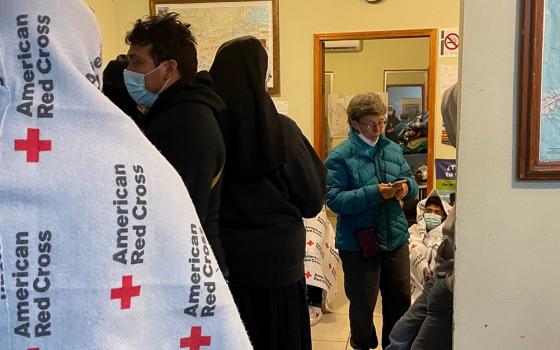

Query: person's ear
left=165, top=59, right=178, bottom=76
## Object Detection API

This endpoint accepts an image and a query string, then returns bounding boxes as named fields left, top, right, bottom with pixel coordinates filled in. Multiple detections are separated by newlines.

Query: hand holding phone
left=391, top=180, right=409, bottom=200
left=378, top=184, right=396, bottom=200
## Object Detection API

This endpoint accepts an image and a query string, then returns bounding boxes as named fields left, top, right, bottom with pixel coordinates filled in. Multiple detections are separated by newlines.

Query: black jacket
left=220, top=115, right=327, bottom=287
left=140, top=72, right=227, bottom=272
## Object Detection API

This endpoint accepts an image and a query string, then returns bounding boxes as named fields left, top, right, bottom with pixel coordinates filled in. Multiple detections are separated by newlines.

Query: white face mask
left=357, top=133, right=378, bottom=147
left=353, top=122, right=378, bottom=147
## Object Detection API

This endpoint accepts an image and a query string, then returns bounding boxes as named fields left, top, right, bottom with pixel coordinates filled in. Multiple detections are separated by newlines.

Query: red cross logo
left=14, top=128, right=52, bottom=163
left=411, top=244, right=417, bottom=249
left=307, top=240, right=314, bottom=247
left=111, top=275, right=141, bottom=310
left=329, top=263, right=333, bottom=270
left=305, top=271, right=312, bottom=279
left=180, top=326, right=212, bottom=350
left=325, top=242, right=330, bottom=249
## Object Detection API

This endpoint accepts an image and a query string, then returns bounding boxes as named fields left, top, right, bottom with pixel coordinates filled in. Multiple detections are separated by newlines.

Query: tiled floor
left=311, top=263, right=384, bottom=350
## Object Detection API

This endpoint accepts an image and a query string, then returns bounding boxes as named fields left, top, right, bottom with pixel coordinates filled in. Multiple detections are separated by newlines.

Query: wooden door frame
left=313, top=29, right=438, bottom=191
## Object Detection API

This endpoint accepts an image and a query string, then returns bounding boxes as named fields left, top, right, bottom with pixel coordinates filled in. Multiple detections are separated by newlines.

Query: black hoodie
left=140, top=71, right=228, bottom=273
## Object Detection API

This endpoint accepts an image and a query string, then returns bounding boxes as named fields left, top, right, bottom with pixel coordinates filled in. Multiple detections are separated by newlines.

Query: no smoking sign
left=440, top=28, right=460, bottom=57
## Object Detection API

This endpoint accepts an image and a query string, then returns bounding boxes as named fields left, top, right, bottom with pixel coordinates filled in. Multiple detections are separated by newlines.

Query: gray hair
left=347, top=93, right=387, bottom=125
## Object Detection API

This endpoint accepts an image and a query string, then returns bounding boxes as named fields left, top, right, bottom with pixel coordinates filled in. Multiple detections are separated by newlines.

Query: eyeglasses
left=359, top=119, right=387, bottom=129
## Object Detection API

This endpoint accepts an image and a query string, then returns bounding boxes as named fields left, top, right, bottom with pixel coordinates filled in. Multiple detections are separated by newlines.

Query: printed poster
left=435, top=159, right=457, bottom=204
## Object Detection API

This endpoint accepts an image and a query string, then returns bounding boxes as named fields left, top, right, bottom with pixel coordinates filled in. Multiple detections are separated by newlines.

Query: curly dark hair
left=125, top=12, right=197, bottom=80
left=425, top=196, right=447, bottom=219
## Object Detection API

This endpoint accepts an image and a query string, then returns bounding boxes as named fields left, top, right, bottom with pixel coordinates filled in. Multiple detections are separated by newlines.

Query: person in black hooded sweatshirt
left=210, top=36, right=327, bottom=350
left=123, top=13, right=228, bottom=273
left=102, top=54, right=142, bottom=124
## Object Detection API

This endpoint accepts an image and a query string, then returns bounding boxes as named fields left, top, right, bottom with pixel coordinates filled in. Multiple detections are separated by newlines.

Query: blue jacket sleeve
left=325, top=151, right=384, bottom=215
left=396, top=155, right=418, bottom=202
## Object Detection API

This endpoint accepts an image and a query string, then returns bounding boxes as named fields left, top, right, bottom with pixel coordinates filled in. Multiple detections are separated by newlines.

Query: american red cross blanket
left=303, top=207, right=339, bottom=309
left=0, top=1, right=252, bottom=349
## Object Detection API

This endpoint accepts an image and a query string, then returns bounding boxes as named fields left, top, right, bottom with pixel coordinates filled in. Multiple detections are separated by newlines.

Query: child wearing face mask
left=408, top=193, right=451, bottom=303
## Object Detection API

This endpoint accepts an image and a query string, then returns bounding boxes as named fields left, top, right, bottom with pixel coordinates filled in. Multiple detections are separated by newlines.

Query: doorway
left=313, top=29, right=438, bottom=192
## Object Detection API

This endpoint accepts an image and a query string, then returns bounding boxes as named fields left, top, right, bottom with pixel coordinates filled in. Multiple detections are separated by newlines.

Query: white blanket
left=304, top=207, right=339, bottom=309
left=408, top=190, right=452, bottom=303
left=0, top=1, right=252, bottom=349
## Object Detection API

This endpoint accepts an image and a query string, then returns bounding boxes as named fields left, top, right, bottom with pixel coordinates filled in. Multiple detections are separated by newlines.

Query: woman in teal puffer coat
left=326, top=93, right=418, bottom=350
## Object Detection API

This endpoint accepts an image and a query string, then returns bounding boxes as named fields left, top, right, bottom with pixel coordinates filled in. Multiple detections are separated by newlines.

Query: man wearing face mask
left=408, top=192, right=451, bottom=303
left=124, top=13, right=228, bottom=274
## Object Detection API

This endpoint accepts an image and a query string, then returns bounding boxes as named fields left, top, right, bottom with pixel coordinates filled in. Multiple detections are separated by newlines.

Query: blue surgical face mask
left=424, top=212, right=442, bottom=231
left=123, top=63, right=168, bottom=108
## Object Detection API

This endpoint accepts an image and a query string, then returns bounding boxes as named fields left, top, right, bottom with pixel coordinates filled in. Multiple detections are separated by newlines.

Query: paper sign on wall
left=439, top=64, right=459, bottom=145
left=435, top=159, right=457, bottom=204
left=439, top=28, right=460, bottom=57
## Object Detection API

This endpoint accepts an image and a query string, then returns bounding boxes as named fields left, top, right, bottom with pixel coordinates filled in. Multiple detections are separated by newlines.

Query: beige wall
left=281, top=0, right=459, bottom=166
left=85, top=0, right=150, bottom=63
left=325, top=38, right=428, bottom=151
left=456, top=0, right=560, bottom=348
left=88, top=0, right=459, bottom=163
left=85, top=0, right=118, bottom=65
left=90, top=1, right=459, bottom=125
left=325, top=37, right=430, bottom=94
left=279, top=0, right=459, bottom=139
left=113, top=0, right=150, bottom=56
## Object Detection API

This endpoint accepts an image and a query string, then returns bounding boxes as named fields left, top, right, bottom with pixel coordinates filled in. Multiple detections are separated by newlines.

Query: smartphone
left=391, top=179, right=408, bottom=186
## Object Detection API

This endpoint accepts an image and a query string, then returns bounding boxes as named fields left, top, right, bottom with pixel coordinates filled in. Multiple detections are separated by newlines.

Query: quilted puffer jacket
left=326, top=131, right=418, bottom=252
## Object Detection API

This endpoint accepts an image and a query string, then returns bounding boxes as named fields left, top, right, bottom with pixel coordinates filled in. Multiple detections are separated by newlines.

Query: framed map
left=518, top=0, right=560, bottom=179
left=150, top=0, right=280, bottom=94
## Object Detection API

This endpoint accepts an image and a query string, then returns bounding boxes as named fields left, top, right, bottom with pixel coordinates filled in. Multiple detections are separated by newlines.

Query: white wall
left=455, top=0, right=560, bottom=348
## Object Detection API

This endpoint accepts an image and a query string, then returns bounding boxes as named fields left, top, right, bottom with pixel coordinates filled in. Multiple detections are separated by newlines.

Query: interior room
left=323, top=37, right=433, bottom=200
left=2, top=0, right=559, bottom=349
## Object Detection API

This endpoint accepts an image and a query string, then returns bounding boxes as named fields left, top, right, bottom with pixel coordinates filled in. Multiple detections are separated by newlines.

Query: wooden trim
left=314, top=29, right=437, bottom=42
left=150, top=0, right=272, bottom=13
left=517, top=0, right=560, bottom=179
left=149, top=0, right=280, bottom=94
left=313, top=34, right=326, bottom=158
left=426, top=28, right=438, bottom=191
left=517, top=0, right=534, bottom=179
left=270, top=0, right=280, bottom=94
left=313, top=29, right=439, bottom=192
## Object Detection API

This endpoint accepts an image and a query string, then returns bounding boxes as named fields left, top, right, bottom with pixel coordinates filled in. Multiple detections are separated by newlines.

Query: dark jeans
left=229, top=278, right=311, bottom=350
left=307, top=285, right=323, bottom=308
left=386, top=276, right=453, bottom=350
left=340, top=243, right=411, bottom=350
